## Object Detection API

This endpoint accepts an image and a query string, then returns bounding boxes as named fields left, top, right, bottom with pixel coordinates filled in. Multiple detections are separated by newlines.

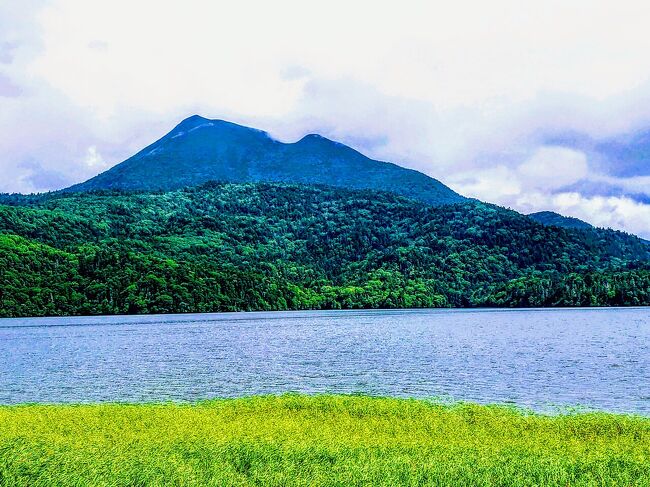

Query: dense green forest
left=0, top=182, right=648, bottom=317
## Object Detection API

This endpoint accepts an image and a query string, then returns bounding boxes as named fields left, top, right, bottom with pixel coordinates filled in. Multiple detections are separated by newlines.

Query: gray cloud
left=0, top=73, right=22, bottom=97
left=19, top=160, right=72, bottom=192
left=0, top=42, right=18, bottom=64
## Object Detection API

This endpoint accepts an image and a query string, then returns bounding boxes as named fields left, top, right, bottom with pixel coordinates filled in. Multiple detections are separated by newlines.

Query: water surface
left=1, top=308, right=648, bottom=413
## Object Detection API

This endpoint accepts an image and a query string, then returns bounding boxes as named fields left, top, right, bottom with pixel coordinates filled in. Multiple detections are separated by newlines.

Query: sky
left=2, top=1, right=650, bottom=238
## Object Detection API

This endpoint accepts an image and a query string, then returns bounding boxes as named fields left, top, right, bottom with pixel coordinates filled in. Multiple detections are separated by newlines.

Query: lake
left=1, top=308, right=648, bottom=413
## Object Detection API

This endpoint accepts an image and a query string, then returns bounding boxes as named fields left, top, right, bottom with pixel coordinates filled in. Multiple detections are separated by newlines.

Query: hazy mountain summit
left=67, top=115, right=466, bottom=206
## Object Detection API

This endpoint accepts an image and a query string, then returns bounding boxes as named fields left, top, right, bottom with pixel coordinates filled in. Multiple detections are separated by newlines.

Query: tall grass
left=0, top=395, right=648, bottom=486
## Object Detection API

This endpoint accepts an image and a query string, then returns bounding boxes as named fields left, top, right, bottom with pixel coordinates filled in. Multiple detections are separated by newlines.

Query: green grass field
left=0, top=395, right=648, bottom=486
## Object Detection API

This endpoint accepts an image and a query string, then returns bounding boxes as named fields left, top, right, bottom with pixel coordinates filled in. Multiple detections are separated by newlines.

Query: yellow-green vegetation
left=0, top=395, right=648, bottom=486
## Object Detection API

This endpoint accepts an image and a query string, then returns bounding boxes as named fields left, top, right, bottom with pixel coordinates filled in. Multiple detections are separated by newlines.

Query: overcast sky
left=2, top=0, right=650, bottom=237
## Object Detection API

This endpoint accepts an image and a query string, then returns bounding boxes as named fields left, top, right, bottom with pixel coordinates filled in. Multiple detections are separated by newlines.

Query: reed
left=1, top=395, right=648, bottom=486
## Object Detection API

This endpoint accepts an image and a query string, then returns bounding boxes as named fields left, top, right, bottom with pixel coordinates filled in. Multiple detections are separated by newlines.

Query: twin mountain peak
left=68, top=115, right=588, bottom=230
left=67, top=115, right=464, bottom=207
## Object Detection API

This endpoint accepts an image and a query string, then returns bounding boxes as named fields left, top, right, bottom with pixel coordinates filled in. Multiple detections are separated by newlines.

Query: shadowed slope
left=66, top=115, right=465, bottom=206
left=528, top=211, right=593, bottom=230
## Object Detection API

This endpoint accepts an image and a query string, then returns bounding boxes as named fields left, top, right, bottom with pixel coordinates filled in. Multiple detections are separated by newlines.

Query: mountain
left=0, top=183, right=648, bottom=317
left=66, top=115, right=465, bottom=206
left=528, top=211, right=593, bottom=230
left=2, top=116, right=649, bottom=316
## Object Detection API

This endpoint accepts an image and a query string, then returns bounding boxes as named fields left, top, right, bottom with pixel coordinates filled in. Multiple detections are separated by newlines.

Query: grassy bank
left=0, top=395, right=648, bottom=486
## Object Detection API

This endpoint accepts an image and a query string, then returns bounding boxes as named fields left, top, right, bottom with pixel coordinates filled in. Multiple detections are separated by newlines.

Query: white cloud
left=517, top=147, right=588, bottom=189
left=544, top=193, right=650, bottom=239
left=448, top=146, right=650, bottom=238
left=447, top=146, right=589, bottom=205
left=84, top=146, right=107, bottom=168
left=448, top=166, right=521, bottom=203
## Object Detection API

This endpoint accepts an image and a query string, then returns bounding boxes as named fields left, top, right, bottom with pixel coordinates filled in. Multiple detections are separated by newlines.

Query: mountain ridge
left=528, top=211, right=593, bottom=230
left=66, top=115, right=466, bottom=207
left=46, top=114, right=646, bottom=239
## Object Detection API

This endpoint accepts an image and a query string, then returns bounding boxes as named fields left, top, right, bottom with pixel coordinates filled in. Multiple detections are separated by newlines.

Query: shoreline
left=2, top=304, right=649, bottom=322
left=1, top=393, right=649, bottom=417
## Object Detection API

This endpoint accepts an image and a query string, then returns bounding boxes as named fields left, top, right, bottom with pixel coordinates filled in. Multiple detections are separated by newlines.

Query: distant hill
left=66, top=115, right=465, bottom=206
left=0, top=183, right=648, bottom=317
left=528, top=211, right=593, bottom=230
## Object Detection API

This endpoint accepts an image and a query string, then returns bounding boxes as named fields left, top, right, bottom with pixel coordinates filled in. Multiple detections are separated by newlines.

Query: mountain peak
left=170, top=115, right=270, bottom=139
left=64, top=116, right=466, bottom=206
left=182, top=113, right=209, bottom=123
left=294, top=133, right=348, bottom=149
left=174, top=114, right=210, bottom=130
left=299, top=133, right=328, bottom=141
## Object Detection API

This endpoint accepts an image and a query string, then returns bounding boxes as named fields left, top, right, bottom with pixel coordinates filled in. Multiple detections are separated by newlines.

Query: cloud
left=18, top=160, right=72, bottom=192
left=448, top=166, right=521, bottom=203
left=447, top=146, right=589, bottom=205
left=2, top=0, right=650, bottom=237
left=540, top=193, right=650, bottom=239
left=517, top=147, right=588, bottom=190
left=0, top=73, right=22, bottom=97
left=447, top=144, right=650, bottom=238
left=453, top=178, right=650, bottom=239
left=585, top=174, right=650, bottom=198
left=0, top=42, right=18, bottom=64
left=84, top=146, right=108, bottom=169
left=86, top=40, right=108, bottom=52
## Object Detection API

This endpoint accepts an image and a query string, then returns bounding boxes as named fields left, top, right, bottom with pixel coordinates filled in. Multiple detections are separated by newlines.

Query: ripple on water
left=0, top=308, right=648, bottom=413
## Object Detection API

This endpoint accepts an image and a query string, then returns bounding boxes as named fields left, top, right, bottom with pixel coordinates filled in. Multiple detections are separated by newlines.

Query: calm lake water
left=1, top=308, right=648, bottom=413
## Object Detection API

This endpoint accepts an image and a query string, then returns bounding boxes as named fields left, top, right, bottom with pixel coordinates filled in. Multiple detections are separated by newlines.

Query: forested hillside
left=0, top=183, right=648, bottom=317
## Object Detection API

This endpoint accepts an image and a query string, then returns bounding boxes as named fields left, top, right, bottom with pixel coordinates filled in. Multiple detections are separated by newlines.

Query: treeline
left=483, top=269, right=650, bottom=307
left=0, top=183, right=648, bottom=317
left=0, top=235, right=449, bottom=317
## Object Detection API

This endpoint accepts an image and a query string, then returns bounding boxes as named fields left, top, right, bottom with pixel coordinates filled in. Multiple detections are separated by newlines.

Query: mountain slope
left=66, top=116, right=465, bottom=206
left=1, top=183, right=648, bottom=317
left=528, top=211, right=593, bottom=230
